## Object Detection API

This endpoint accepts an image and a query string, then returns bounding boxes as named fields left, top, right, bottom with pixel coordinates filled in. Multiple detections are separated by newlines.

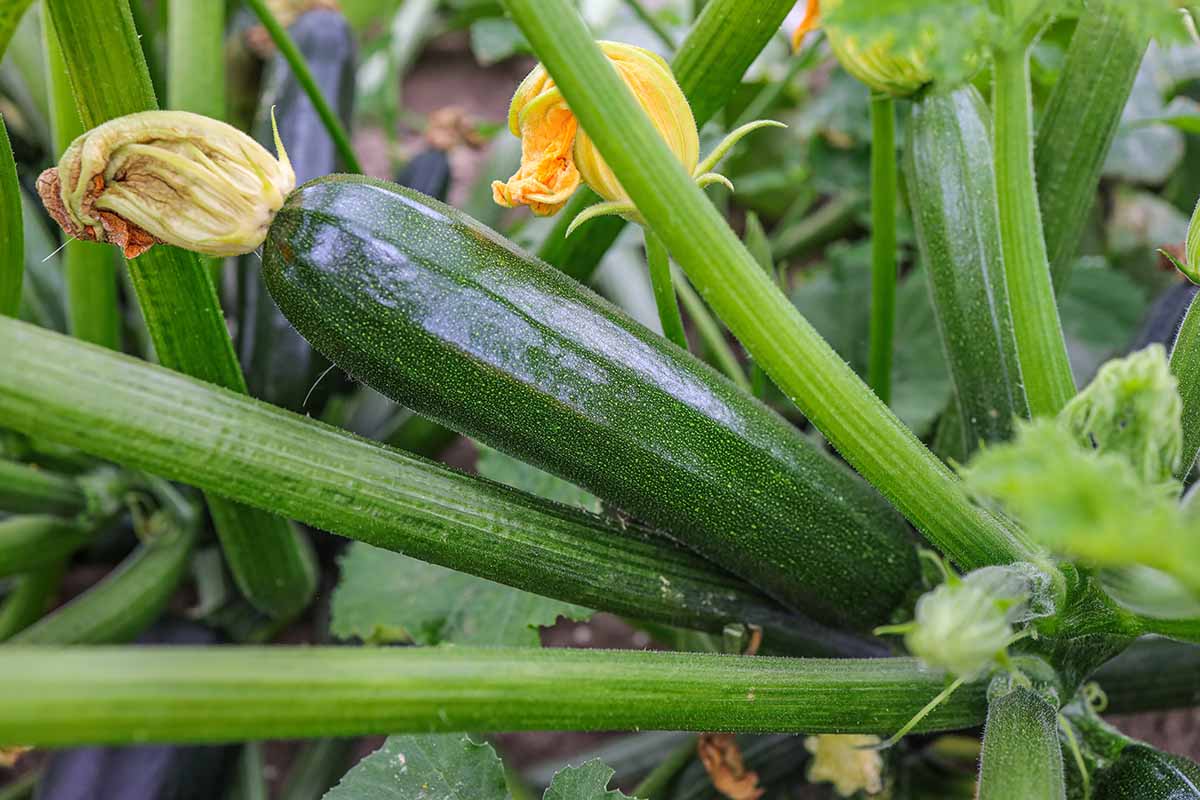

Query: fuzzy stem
left=0, top=647, right=987, bottom=745
left=990, top=10, right=1076, bottom=417
left=674, top=267, right=751, bottom=391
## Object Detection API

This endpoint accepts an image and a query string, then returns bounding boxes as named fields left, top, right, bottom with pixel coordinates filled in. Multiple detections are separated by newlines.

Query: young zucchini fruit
left=907, top=87, right=1028, bottom=455
left=262, top=176, right=919, bottom=628
left=1094, top=744, right=1200, bottom=799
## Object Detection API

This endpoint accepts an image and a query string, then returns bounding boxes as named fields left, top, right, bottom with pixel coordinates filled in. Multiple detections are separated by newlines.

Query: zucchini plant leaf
left=323, top=734, right=509, bottom=800
left=1057, top=257, right=1150, bottom=382
left=0, top=0, right=33, bottom=62
left=330, top=444, right=594, bottom=646
left=543, top=760, right=633, bottom=800
left=0, top=114, right=21, bottom=317
left=330, top=543, right=591, bottom=646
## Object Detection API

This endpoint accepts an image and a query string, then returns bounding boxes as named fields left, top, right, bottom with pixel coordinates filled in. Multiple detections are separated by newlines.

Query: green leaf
left=477, top=446, right=601, bottom=515
left=470, top=17, right=529, bottom=65
left=0, top=0, right=33, bottom=61
left=961, top=419, right=1200, bottom=590
left=1057, top=257, right=1150, bottom=381
left=330, top=543, right=590, bottom=646
left=323, top=735, right=509, bottom=800
left=544, top=760, right=633, bottom=800
left=0, top=114, right=21, bottom=318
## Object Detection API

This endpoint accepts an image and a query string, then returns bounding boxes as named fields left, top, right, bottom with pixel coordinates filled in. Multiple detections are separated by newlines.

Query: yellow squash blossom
left=493, top=41, right=781, bottom=231
left=792, top=0, right=935, bottom=97
left=492, top=41, right=698, bottom=216
left=37, top=110, right=294, bottom=258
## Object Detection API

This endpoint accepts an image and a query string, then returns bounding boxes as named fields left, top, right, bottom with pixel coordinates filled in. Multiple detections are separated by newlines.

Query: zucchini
left=262, top=176, right=919, bottom=628
left=238, top=8, right=356, bottom=412
left=907, top=86, right=1027, bottom=454
left=977, top=688, right=1066, bottom=800
left=1094, top=744, right=1200, bottom=799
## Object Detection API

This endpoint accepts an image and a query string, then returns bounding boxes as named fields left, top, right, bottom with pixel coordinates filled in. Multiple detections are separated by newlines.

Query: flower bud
left=37, top=110, right=295, bottom=258
left=904, top=563, right=1052, bottom=679
left=492, top=41, right=698, bottom=215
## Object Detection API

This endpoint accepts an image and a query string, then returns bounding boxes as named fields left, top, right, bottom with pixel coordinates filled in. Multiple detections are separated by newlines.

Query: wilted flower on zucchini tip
left=492, top=41, right=783, bottom=233
left=790, top=0, right=935, bottom=98
left=37, top=110, right=295, bottom=258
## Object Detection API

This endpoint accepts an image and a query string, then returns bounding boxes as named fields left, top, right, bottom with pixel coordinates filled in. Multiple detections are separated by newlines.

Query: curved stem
left=0, top=647, right=987, bottom=745
left=646, top=230, right=689, bottom=350
left=868, top=94, right=898, bottom=405
left=990, top=21, right=1076, bottom=417
left=243, top=0, right=361, bottom=174
left=502, top=0, right=1037, bottom=572
left=0, top=460, right=85, bottom=515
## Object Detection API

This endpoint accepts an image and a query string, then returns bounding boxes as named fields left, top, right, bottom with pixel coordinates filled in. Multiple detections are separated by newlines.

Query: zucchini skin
left=1094, top=745, right=1200, bottom=799
left=907, top=87, right=1027, bottom=454
left=263, top=176, right=919, bottom=628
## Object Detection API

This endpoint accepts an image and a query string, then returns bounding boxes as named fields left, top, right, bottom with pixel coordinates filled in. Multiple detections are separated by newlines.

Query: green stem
left=537, top=0, right=796, bottom=281
left=1035, top=0, right=1148, bottom=291
left=632, top=736, right=697, bottom=799
left=673, top=267, right=751, bottom=391
left=1170, top=293, right=1200, bottom=479
left=43, top=8, right=122, bottom=349
left=502, top=0, right=1035, bottom=572
left=166, top=0, right=225, bottom=284
left=0, top=647, right=987, bottom=745
left=0, top=317, right=856, bottom=654
left=0, top=459, right=85, bottom=515
left=44, top=0, right=318, bottom=622
left=990, top=21, right=1076, bottom=417
left=977, top=688, right=1066, bottom=800
left=243, top=0, right=361, bottom=174
left=646, top=231, right=689, bottom=350
left=868, top=94, right=898, bottom=405
left=166, top=0, right=224, bottom=117
left=0, top=116, right=19, bottom=319
left=621, top=0, right=675, bottom=50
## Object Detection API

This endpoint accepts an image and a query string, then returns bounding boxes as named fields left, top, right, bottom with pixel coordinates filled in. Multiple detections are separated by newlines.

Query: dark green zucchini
left=262, top=176, right=919, bottom=628
left=1094, top=744, right=1200, bottom=799
left=977, top=688, right=1065, bottom=800
left=907, top=86, right=1028, bottom=455
left=237, top=8, right=356, bottom=413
